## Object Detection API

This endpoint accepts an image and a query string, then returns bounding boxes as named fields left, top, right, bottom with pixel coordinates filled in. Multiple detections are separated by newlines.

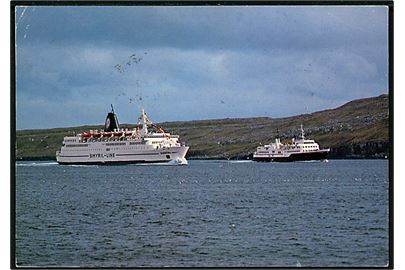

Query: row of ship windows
left=65, top=142, right=146, bottom=148
left=65, top=146, right=150, bottom=151
left=303, top=145, right=317, bottom=148
left=263, top=146, right=317, bottom=152
left=83, top=139, right=127, bottom=143
left=264, top=145, right=316, bottom=151
left=65, top=144, right=88, bottom=147
left=145, top=135, right=174, bottom=138
left=106, top=142, right=126, bottom=146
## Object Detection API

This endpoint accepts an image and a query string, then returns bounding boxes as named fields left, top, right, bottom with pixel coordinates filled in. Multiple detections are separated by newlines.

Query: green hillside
left=15, top=94, right=389, bottom=160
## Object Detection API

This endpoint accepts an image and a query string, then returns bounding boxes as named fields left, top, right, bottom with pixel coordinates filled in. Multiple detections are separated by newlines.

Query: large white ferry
left=253, top=125, right=330, bottom=162
left=56, top=106, right=189, bottom=165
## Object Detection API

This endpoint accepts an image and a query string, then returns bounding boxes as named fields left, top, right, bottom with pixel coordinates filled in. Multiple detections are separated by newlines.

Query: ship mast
left=140, top=109, right=148, bottom=135
left=275, top=128, right=282, bottom=148
left=300, top=123, right=305, bottom=140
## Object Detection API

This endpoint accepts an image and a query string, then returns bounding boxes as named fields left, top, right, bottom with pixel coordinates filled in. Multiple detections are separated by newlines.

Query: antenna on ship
left=111, top=104, right=115, bottom=114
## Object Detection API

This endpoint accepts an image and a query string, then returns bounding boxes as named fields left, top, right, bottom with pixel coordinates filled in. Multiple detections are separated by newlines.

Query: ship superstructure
left=253, top=124, right=329, bottom=162
left=56, top=106, right=189, bottom=165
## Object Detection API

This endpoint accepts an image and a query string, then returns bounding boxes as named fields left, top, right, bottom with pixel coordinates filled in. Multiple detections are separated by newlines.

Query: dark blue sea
left=15, top=159, right=389, bottom=267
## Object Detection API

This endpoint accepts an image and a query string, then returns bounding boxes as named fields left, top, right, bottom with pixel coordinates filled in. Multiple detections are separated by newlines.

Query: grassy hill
left=15, top=94, right=389, bottom=160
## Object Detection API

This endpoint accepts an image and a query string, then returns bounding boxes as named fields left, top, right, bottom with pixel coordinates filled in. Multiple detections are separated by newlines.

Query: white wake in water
left=227, top=160, right=253, bottom=164
left=168, top=157, right=188, bottom=165
left=296, top=159, right=329, bottom=163
left=69, top=164, right=98, bottom=167
left=16, top=161, right=58, bottom=167
left=137, top=157, right=188, bottom=166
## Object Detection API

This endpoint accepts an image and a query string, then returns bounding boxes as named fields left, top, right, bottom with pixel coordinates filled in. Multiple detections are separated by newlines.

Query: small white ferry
left=253, top=124, right=329, bottom=162
left=56, top=106, right=189, bottom=165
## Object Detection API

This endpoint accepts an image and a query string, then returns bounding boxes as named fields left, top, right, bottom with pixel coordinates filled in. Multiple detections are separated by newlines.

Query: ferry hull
left=57, top=146, right=189, bottom=165
left=58, top=160, right=172, bottom=165
left=253, top=150, right=329, bottom=162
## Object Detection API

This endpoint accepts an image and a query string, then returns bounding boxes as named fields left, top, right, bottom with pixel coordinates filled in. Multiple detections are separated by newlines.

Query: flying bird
left=114, top=64, right=124, bottom=73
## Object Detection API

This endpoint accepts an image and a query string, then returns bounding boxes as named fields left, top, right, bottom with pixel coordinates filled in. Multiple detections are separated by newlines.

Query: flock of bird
left=114, top=52, right=146, bottom=74
left=113, top=53, right=147, bottom=105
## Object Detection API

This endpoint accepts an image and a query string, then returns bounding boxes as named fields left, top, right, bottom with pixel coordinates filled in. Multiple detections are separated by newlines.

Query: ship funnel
left=104, top=104, right=120, bottom=132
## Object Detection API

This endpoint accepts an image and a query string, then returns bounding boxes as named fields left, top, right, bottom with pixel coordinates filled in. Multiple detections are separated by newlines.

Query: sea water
left=15, top=159, right=389, bottom=267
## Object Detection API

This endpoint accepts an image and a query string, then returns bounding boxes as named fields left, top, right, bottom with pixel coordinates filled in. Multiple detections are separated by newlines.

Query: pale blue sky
left=15, top=5, right=389, bottom=130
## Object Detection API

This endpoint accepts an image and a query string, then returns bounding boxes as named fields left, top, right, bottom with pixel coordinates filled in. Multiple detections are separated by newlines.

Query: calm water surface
left=15, top=159, right=389, bottom=267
